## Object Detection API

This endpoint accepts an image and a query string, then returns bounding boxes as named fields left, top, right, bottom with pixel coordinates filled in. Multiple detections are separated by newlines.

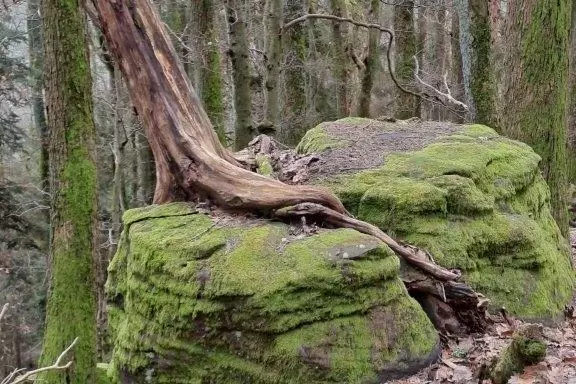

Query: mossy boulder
left=298, top=118, right=575, bottom=321
left=106, top=203, right=439, bottom=383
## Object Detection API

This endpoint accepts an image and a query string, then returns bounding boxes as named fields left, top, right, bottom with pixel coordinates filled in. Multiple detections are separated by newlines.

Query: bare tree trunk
left=357, top=0, right=380, bottom=117
left=193, top=0, right=226, bottom=143
left=448, top=1, right=465, bottom=123
left=92, top=0, right=345, bottom=211
left=283, top=0, right=309, bottom=143
left=330, top=0, right=352, bottom=117
left=431, top=4, right=447, bottom=121
left=225, top=0, right=255, bottom=149
left=27, top=0, right=48, bottom=191
left=260, top=0, right=284, bottom=134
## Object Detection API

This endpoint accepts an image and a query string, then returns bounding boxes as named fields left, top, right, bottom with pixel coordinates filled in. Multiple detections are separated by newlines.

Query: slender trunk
left=261, top=0, right=283, bottom=133
left=226, top=0, right=255, bottom=149
left=27, top=0, right=48, bottom=191
left=431, top=5, right=447, bottom=121
left=136, top=123, right=155, bottom=205
left=330, top=0, right=351, bottom=117
left=468, top=0, right=496, bottom=125
left=194, top=0, right=226, bottom=143
left=39, top=0, right=98, bottom=381
left=449, top=1, right=465, bottom=123
left=394, top=0, right=420, bottom=119
left=283, top=0, right=308, bottom=144
left=357, top=0, right=380, bottom=117
left=110, top=66, right=126, bottom=253
left=500, top=0, right=571, bottom=235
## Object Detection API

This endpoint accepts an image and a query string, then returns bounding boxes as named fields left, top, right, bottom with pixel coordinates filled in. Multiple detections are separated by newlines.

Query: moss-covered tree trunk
left=330, top=0, right=352, bottom=117
left=455, top=0, right=496, bottom=124
left=282, top=0, right=308, bottom=144
left=225, top=0, right=254, bottom=149
left=357, top=0, right=379, bottom=117
left=568, top=3, right=576, bottom=182
left=394, top=1, right=420, bottom=119
left=194, top=0, right=226, bottom=143
left=262, top=0, right=284, bottom=134
left=500, top=0, right=571, bottom=235
left=38, top=0, right=98, bottom=381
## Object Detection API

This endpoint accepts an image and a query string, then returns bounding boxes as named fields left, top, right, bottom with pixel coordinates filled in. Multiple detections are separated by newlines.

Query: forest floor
left=390, top=230, right=576, bottom=384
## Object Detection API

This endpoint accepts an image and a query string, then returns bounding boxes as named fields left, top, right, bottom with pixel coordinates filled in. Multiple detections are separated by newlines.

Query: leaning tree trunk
left=92, top=0, right=345, bottom=212
left=91, top=0, right=487, bottom=332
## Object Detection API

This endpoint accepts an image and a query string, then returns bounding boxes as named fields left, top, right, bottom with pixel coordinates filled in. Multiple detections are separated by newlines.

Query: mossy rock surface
left=298, top=118, right=574, bottom=321
left=107, top=203, right=439, bottom=383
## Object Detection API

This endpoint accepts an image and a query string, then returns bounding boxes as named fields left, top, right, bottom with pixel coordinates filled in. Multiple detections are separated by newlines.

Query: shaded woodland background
left=1, top=0, right=575, bottom=377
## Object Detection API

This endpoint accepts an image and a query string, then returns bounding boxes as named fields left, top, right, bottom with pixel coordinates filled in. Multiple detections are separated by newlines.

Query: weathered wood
left=91, top=0, right=346, bottom=212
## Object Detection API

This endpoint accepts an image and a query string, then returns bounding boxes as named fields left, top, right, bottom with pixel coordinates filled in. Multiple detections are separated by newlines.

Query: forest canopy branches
left=282, top=12, right=469, bottom=113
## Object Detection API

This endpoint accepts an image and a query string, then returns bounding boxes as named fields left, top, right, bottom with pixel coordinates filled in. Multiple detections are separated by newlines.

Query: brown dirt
left=306, top=119, right=463, bottom=182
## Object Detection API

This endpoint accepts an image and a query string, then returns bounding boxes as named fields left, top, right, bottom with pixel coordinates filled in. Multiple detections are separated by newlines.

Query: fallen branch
left=275, top=202, right=459, bottom=281
left=1, top=337, right=79, bottom=384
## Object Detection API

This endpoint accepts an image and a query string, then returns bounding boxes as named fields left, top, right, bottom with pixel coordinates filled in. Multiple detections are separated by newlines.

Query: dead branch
left=413, top=56, right=469, bottom=111
left=274, top=202, right=459, bottom=281
left=282, top=13, right=465, bottom=114
left=1, top=337, right=79, bottom=384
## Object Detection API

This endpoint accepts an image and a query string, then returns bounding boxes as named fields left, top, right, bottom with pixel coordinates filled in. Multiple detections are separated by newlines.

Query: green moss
left=315, top=121, right=574, bottom=320
left=296, top=124, right=347, bottom=154
left=255, top=154, right=274, bottom=176
left=37, top=0, right=99, bottom=381
left=469, top=4, right=496, bottom=126
left=106, top=203, right=438, bottom=383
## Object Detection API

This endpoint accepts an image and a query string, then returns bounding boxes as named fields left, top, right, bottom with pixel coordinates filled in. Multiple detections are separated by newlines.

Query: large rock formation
left=106, top=203, right=439, bottom=383
left=106, top=118, right=575, bottom=383
left=298, top=118, right=574, bottom=321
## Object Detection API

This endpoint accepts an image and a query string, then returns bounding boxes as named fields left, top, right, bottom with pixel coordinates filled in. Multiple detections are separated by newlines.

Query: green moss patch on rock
left=304, top=120, right=574, bottom=321
left=107, top=203, right=438, bottom=383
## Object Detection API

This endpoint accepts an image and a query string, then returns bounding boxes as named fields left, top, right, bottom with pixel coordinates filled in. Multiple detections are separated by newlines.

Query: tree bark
left=91, top=0, right=346, bottom=212
left=226, top=0, right=255, bottom=149
left=39, top=0, right=98, bottom=381
left=500, top=0, right=571, bottom=236
left=193, top=0, right=226, bottom=143
left=466, top=0, right=496, bottom=125
left=27, top=0, right=48, bottom=192
left=330, top=0, right=352, bottom=117
left=357, top=0, right=380, bottom=117
left=394, top=0, right=420, bottom=119
left=261, top=0, right=284, bottom=134
left=283, top=0, right=309, bottom=143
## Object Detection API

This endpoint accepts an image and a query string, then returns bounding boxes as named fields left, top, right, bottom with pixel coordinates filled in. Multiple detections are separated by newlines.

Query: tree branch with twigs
left=282, top=13, right=468, bottom=114
left=0, top=303, right=79, bottom=384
